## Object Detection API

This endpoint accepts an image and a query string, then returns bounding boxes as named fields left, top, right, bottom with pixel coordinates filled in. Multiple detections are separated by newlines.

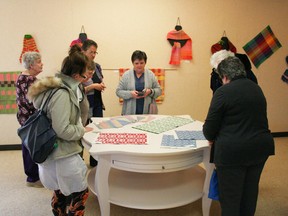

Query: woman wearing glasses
left=28, top=45, right=92, bottom=216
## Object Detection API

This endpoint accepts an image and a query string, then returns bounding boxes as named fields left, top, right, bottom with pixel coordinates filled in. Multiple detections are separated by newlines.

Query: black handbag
left=17, top=88, right=63, bottom=163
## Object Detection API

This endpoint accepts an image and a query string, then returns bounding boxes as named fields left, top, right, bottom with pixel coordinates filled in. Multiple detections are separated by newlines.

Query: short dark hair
left=82, top=39, right=98, bottom=51
left=131, top=50, right=147, bottom=63
left=61, top=45, right=88, bottom=77
left=217, top=56, right=246, bottom=80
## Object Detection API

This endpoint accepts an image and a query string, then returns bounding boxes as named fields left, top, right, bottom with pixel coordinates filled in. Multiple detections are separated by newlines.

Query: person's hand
left=131, top=90, right=140, bottom=98
left=100, top=82, right=106, bottom=92
left=93, top=83, right=105, bottom=91
left=85, top=126, right=93, bottom=133
left=143, top=88, right=152, bottom=97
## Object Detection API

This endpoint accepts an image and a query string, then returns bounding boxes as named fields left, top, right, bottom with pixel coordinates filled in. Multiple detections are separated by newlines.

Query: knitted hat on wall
left=19, top=34, right=39, bottom=63
left=70, top=25, right=88, bottom=47
left=211, top=34, right=237, bottom=54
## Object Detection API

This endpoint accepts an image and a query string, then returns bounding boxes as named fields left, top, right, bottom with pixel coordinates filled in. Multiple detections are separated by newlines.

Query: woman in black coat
left=203, top=56, right=274, bottom=216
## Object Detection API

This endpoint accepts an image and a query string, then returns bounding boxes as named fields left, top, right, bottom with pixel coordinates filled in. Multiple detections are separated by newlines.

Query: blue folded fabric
left=208, top=169, right=219, bottom=200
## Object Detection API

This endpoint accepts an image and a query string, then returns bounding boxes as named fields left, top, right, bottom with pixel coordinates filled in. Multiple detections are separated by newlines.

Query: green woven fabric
left=0, top=71, right=20, bottom=114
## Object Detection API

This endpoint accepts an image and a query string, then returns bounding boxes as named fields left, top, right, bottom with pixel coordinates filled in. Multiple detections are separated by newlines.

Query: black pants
left=22, top=144, right=40, bottom=182
left=216, top=160, right=267, bottom=216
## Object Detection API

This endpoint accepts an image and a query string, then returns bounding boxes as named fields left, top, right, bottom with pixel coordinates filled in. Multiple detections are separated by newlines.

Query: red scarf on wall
left=167, top=30, right=192, bottom=65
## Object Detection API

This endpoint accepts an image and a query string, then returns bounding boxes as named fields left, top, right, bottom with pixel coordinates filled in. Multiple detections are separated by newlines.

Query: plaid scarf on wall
left=243, top=25, right=282, bottom=68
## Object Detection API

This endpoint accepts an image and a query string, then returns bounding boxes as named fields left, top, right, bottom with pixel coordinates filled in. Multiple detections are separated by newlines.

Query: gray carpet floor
left=0, top=137, right=287, bottom=216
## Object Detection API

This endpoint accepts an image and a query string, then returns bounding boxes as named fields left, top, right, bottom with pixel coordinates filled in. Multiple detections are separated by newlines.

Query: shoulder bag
left=17, top=88, right=65, bottom=163
left=148, top=98, right=158, bottom=114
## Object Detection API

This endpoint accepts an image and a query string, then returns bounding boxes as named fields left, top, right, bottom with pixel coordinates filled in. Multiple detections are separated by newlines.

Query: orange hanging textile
left=19, top=34, right=39, bottom=63
left=167, top=29, right=192, bottom=65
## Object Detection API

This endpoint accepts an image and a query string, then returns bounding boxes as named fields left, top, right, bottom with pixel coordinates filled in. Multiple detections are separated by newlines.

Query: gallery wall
left=0, top=0, right=287, bottom=144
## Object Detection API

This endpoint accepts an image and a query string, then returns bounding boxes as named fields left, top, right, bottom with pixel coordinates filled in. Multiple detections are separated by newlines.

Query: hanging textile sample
left=211, top=31, right=237, bottom=54
left=0, top=71, right=20, bottom=114
left=19, top=35, right=39, bottom=63
left=167, top=18, right=192, bottom=65
left=243, top=25, right=282, bottom=68
left=281, top=56, right=288, bottom=84
left=70, top=25, right=88, bottom=47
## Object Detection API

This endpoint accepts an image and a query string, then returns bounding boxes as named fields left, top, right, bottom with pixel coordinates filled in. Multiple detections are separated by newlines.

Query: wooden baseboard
left=0, top=144, right=21, bottom=151
left=271, top=132, right=288, bottom=137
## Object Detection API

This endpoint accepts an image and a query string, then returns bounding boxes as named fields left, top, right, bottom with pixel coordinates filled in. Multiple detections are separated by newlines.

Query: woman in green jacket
left=28, top=45, right=92, bottom=216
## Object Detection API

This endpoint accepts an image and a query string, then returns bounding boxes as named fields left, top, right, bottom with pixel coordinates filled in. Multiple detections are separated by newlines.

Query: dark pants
left=22, top=144, right=39, bottom=182
left=216, top=160, right=267, bottom=216
left=92, top=103, right=103, bottom=118
left=51, top=188, right=89, bottom=216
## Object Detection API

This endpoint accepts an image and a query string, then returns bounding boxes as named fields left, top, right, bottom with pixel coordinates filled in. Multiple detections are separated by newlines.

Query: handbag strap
left=40, top=87, right=67, bottom=111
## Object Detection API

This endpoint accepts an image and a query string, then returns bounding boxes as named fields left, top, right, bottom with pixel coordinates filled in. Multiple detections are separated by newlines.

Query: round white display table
left=82, top=115, right=213, bottom=216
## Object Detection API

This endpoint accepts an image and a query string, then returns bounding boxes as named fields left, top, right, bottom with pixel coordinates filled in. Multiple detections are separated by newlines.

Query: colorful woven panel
left=119, top=68, right=165, bottom=104
left=96, top=133, right=147, bottom=145
left=96, top=115, right=137, bottom=129
left=175, top=130, right=206, bottom=140
left=161, top=135, right=196, bottom=148
left=132, top=116, right=193, bottom=134
left=0, top=71, right=20, bottom=114
left=243, top=25, right=282, bottom=68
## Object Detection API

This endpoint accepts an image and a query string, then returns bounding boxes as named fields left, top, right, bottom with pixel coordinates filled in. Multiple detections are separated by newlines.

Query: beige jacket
left=28, top=74, right=85, bottom=161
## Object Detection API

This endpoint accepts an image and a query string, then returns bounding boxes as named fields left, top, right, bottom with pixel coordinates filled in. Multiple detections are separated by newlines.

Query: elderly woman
left=116, top=50, right=162, bottom=115
left=28, top=45, right=92, bottom=215
left=203, top=56, right=274, bottom=216
left=16, top=51, right=43, bottom=188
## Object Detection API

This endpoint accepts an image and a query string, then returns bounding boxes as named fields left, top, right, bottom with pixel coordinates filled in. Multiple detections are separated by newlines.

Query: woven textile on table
left=0, top=71, right=20, bottom=114
left=243, top=25, right=282, bottom=68
left=118, top=68, right=165, bottom=104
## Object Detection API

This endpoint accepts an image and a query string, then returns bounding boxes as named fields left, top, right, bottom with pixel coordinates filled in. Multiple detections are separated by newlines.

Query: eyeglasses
left=89, top=51, right=98, bottom=55
left=80, top=74, right=87, bottom=79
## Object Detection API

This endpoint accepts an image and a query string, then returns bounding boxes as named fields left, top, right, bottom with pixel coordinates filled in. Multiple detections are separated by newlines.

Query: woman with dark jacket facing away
left=203, top=56, right=274, bottom=216
left=28, top=45, right=93, bottom=216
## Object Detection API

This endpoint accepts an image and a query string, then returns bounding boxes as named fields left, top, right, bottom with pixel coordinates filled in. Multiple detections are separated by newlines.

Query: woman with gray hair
left=16, top=51, right=43, bottom=188
left=203, top=56, right=274, bottom=216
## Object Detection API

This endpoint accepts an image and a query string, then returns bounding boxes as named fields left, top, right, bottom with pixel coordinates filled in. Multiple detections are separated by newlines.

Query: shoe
left=26, top=180, right=44, bottom=188
left=89, top=156, right=98, bottom=167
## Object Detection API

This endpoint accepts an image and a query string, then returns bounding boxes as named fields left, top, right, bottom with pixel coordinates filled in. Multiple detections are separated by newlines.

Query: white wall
left=0, top=0, right=287, bottom=144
